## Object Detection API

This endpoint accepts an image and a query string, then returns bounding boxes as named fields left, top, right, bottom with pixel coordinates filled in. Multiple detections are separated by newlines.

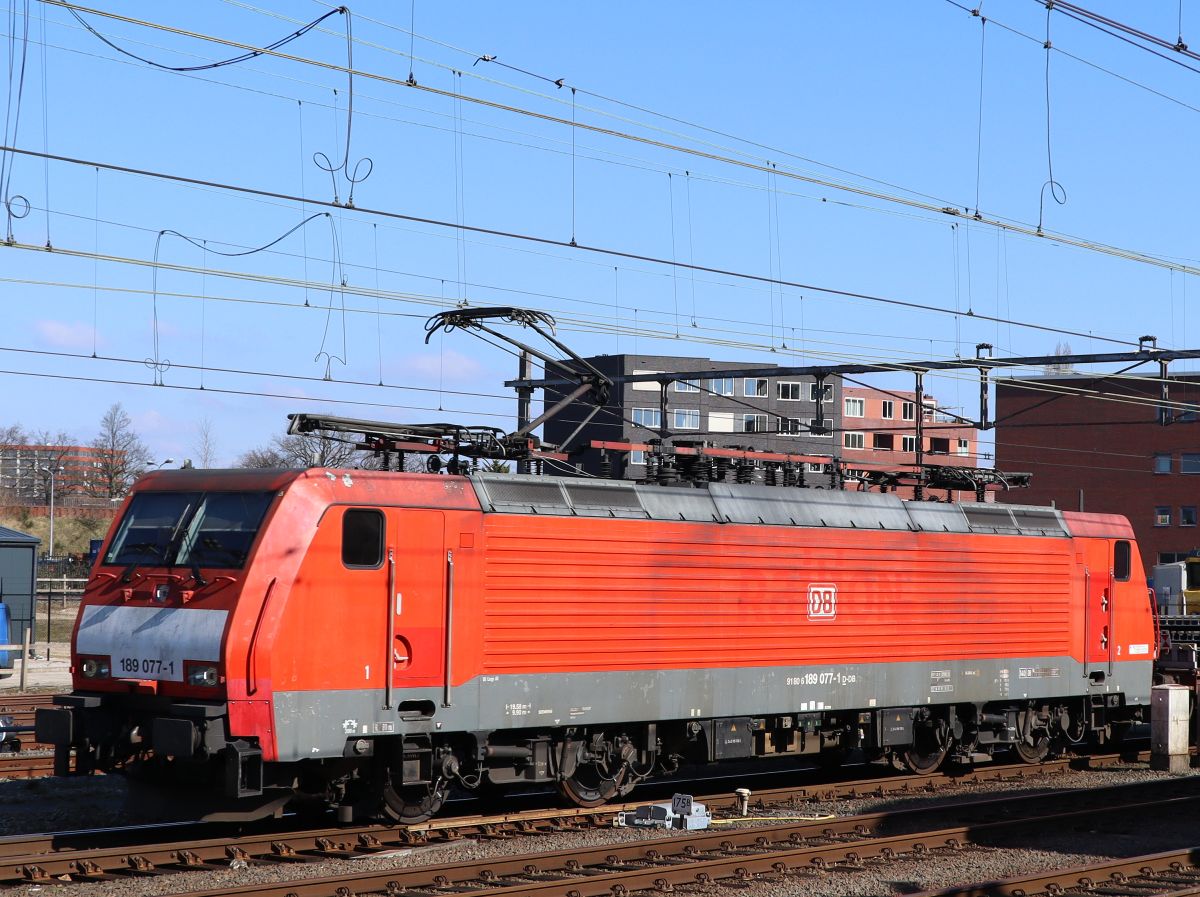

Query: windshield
left=103, top=491, right=275, bottom=569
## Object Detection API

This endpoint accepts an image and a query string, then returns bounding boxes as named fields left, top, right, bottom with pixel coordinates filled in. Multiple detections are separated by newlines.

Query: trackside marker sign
left=808, top=583, right=837, bottom=620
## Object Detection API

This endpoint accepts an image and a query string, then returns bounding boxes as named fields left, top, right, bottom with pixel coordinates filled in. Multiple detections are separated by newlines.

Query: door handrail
left=246, top=577, right=276, bottom=697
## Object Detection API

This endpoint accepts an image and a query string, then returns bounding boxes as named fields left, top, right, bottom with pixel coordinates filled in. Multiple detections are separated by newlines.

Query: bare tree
left=236, top=444, right=287, bottom=468
left=29, top=429, right=77, bottom=502
left=192, top=417, right=219, bottom=468
left=237, top=431, right=358, bottom=469
left=0, top=424, right=27, bottom=445
left=1044, top=342, right=1075, bottom=376
left=90, top=403, right=152, bottom=498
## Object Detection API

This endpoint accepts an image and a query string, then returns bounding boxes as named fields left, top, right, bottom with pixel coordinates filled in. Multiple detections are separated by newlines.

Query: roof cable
left=1038, top=4, right=1067, bottom=234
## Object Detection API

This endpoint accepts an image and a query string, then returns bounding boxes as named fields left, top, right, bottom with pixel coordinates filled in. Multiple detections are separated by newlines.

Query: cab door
left=386, top=510, right=447, bottom=703
left=1080, top=541, right=1114, bottom=680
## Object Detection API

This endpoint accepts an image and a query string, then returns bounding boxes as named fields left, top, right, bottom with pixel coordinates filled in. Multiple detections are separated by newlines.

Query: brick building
left=841, top=385, right=980, bottom=499
left=542, top=355, right=980, bottom=493
left=0, top=443, right=117, bottom=502
left=542, top=354, right=844, bottom=481
left=994, top=372, right=1200, bottom=573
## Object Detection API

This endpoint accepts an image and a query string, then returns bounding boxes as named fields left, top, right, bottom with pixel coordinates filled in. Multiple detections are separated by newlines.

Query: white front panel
left=76, top=605, right=228, bottom=682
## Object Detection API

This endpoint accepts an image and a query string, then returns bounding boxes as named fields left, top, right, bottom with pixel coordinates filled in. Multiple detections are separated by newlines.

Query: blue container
left=0, top=601, right=11, bottom=669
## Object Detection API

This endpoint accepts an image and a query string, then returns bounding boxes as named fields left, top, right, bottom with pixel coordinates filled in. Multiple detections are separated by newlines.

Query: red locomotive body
left=38, top=468, right=1156, bottom=820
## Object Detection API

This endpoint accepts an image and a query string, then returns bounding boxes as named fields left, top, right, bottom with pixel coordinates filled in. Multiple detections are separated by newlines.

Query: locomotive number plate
left=807, top=584, right=837, bottom=620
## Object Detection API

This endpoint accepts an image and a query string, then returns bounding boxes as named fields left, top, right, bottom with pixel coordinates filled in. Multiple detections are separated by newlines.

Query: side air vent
left=478, top=478, right=569, bottom=513
left=563, top=483, right=643, bottom=509
left=1008, top=508, right=1067, bottom=537
left=962, top=505, right=1020, bottom=534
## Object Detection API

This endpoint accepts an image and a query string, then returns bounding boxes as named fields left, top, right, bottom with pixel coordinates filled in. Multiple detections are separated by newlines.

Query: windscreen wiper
left=119, top=542, right=164, bottom=583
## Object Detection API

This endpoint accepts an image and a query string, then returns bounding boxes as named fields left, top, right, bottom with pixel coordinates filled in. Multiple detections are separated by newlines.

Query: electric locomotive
left=38, top=466, right=1156, bottom=822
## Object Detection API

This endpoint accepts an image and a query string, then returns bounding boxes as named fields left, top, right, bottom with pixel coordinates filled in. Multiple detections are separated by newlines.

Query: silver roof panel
left=469, top=473, right=1067, bottom=536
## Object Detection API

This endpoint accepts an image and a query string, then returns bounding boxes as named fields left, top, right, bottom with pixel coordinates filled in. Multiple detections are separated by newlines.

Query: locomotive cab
left=36, top=471, right=288, bottom=815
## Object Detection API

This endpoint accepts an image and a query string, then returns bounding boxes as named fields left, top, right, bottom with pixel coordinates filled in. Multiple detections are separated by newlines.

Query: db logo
left=807, top=584, right=837, bottom=620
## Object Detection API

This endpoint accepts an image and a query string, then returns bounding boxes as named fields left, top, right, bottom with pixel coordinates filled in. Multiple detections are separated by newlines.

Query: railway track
left=0, top=751, right=1169, bottom=887
left=0, top=755, right=54, bottom=780
left=133, top=777, right=1200, bottom=897
left=912, top=848, right=1200, bottom=897
left=0, top=694, right=54, bottom=754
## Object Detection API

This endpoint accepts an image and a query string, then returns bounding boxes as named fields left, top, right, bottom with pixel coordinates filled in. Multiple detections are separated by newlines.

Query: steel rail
left=5, top=768, right=1193, bottom=888
left=0, top=750, right=1157, bottom=862
left=149, top=784, right=1200, bottom=897
left=0, top=756, right=55, bottom=780
left=0, top=750, right=1141, bottom=861
left=909, top=845, right=1200, bottom=897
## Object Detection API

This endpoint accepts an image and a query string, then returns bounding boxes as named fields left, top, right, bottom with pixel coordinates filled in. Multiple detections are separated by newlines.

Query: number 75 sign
left=807, top=584, right=837, bottom=620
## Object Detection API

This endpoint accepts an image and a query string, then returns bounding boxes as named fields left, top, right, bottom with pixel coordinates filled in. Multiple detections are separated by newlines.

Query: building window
left=1155, top=453, right=1172, bottom=474
left=844, top=397, right=865, bottom=418
left=956, top=438, right=970, bottom=456
left=675, top=378, right=700, bottom=393
left=844, top=431, right=864, bottom=450
left=809, top=382, right=832, bottom=403
left=708, top=376, right=734, bottom=396
left=929, top=437, right=950, bottom=455
left=901, top=435, right=916, bottom=453
left=804, top=418, right=832, bottom=438
left=631, top=370, right=664, bottom=392
left=902, top=401, right=915, bottom=421
left=807, top=462, right=825, bottom=473
left=742, top=413, right=768, bottom=432
left=632, top=407, right=661, bottom=429
left=1161, top=551, right=1190, bottom=564
left=629, top=450, right=645, bottom=465
left=777, top=381, right=803, bottom=401
left=673, top=408, right=700, bottom=429
left=872, top=433, right=894, bottom=451
left=1156, top=506, right=1172, bottom=527
left=1183, top=506, right=1198, bottom=527
left=881, top=400, right=894, bottom=419
left=709, top=411, right=735, bottom=433
left=744, top=378, right=768, bottom=398
left=1181, top=453, right=1200, bottom=474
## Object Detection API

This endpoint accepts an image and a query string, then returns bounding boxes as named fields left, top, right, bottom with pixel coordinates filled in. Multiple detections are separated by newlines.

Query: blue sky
left=2, top=1, right=1197, bottom=464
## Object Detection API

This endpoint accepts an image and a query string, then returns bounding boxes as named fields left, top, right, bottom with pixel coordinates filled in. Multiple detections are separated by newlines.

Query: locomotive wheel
left=1013, top=737, right=1050, bottom=764
left=381, top=780, right=446, bottom=824
left=901, top=719, right=951, bottom=775
left=556, top=764, right=624, bottom=808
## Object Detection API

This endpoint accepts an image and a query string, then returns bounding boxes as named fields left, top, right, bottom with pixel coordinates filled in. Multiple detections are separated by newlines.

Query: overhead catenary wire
left=0, top=365, right=513, bottom=419
left=10, top=231, right=1199, bottom=426
left=0, top=144, right=1148, bottom=350
left=38, top=0, right=1200, bottom=284
left=7, top=255, right=1190, bottom=431
left=944, top=0, right=1200, bottom=114
left=13, top=196, right=986, bottom=354
left=11, top=12, right=1200, bottom=381
left=1043, top=0, right=1200, bottom=74
left=21, top=10, right=1200, bottom=327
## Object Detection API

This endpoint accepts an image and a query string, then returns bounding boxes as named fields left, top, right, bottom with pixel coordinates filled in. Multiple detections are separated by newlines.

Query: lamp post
left=37, top=465, right=64, bottom=560
left=155, top=458, right=175, bottom=469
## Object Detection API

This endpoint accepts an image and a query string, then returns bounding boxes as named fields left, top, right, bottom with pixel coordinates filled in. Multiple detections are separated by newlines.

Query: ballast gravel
left=1, top=762, right=1197, bottom=897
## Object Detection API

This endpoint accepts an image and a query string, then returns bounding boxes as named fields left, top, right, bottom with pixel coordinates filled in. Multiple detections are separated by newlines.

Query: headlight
left=186, top=663, right=219, bottom=687
left=79, top=656, right=111, bottom=679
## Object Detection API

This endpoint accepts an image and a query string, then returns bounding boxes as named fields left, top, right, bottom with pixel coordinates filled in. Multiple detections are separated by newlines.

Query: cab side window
left=342, top=508, right=384, bottom=568
left=1114, top=540, right=1131, bottom=582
